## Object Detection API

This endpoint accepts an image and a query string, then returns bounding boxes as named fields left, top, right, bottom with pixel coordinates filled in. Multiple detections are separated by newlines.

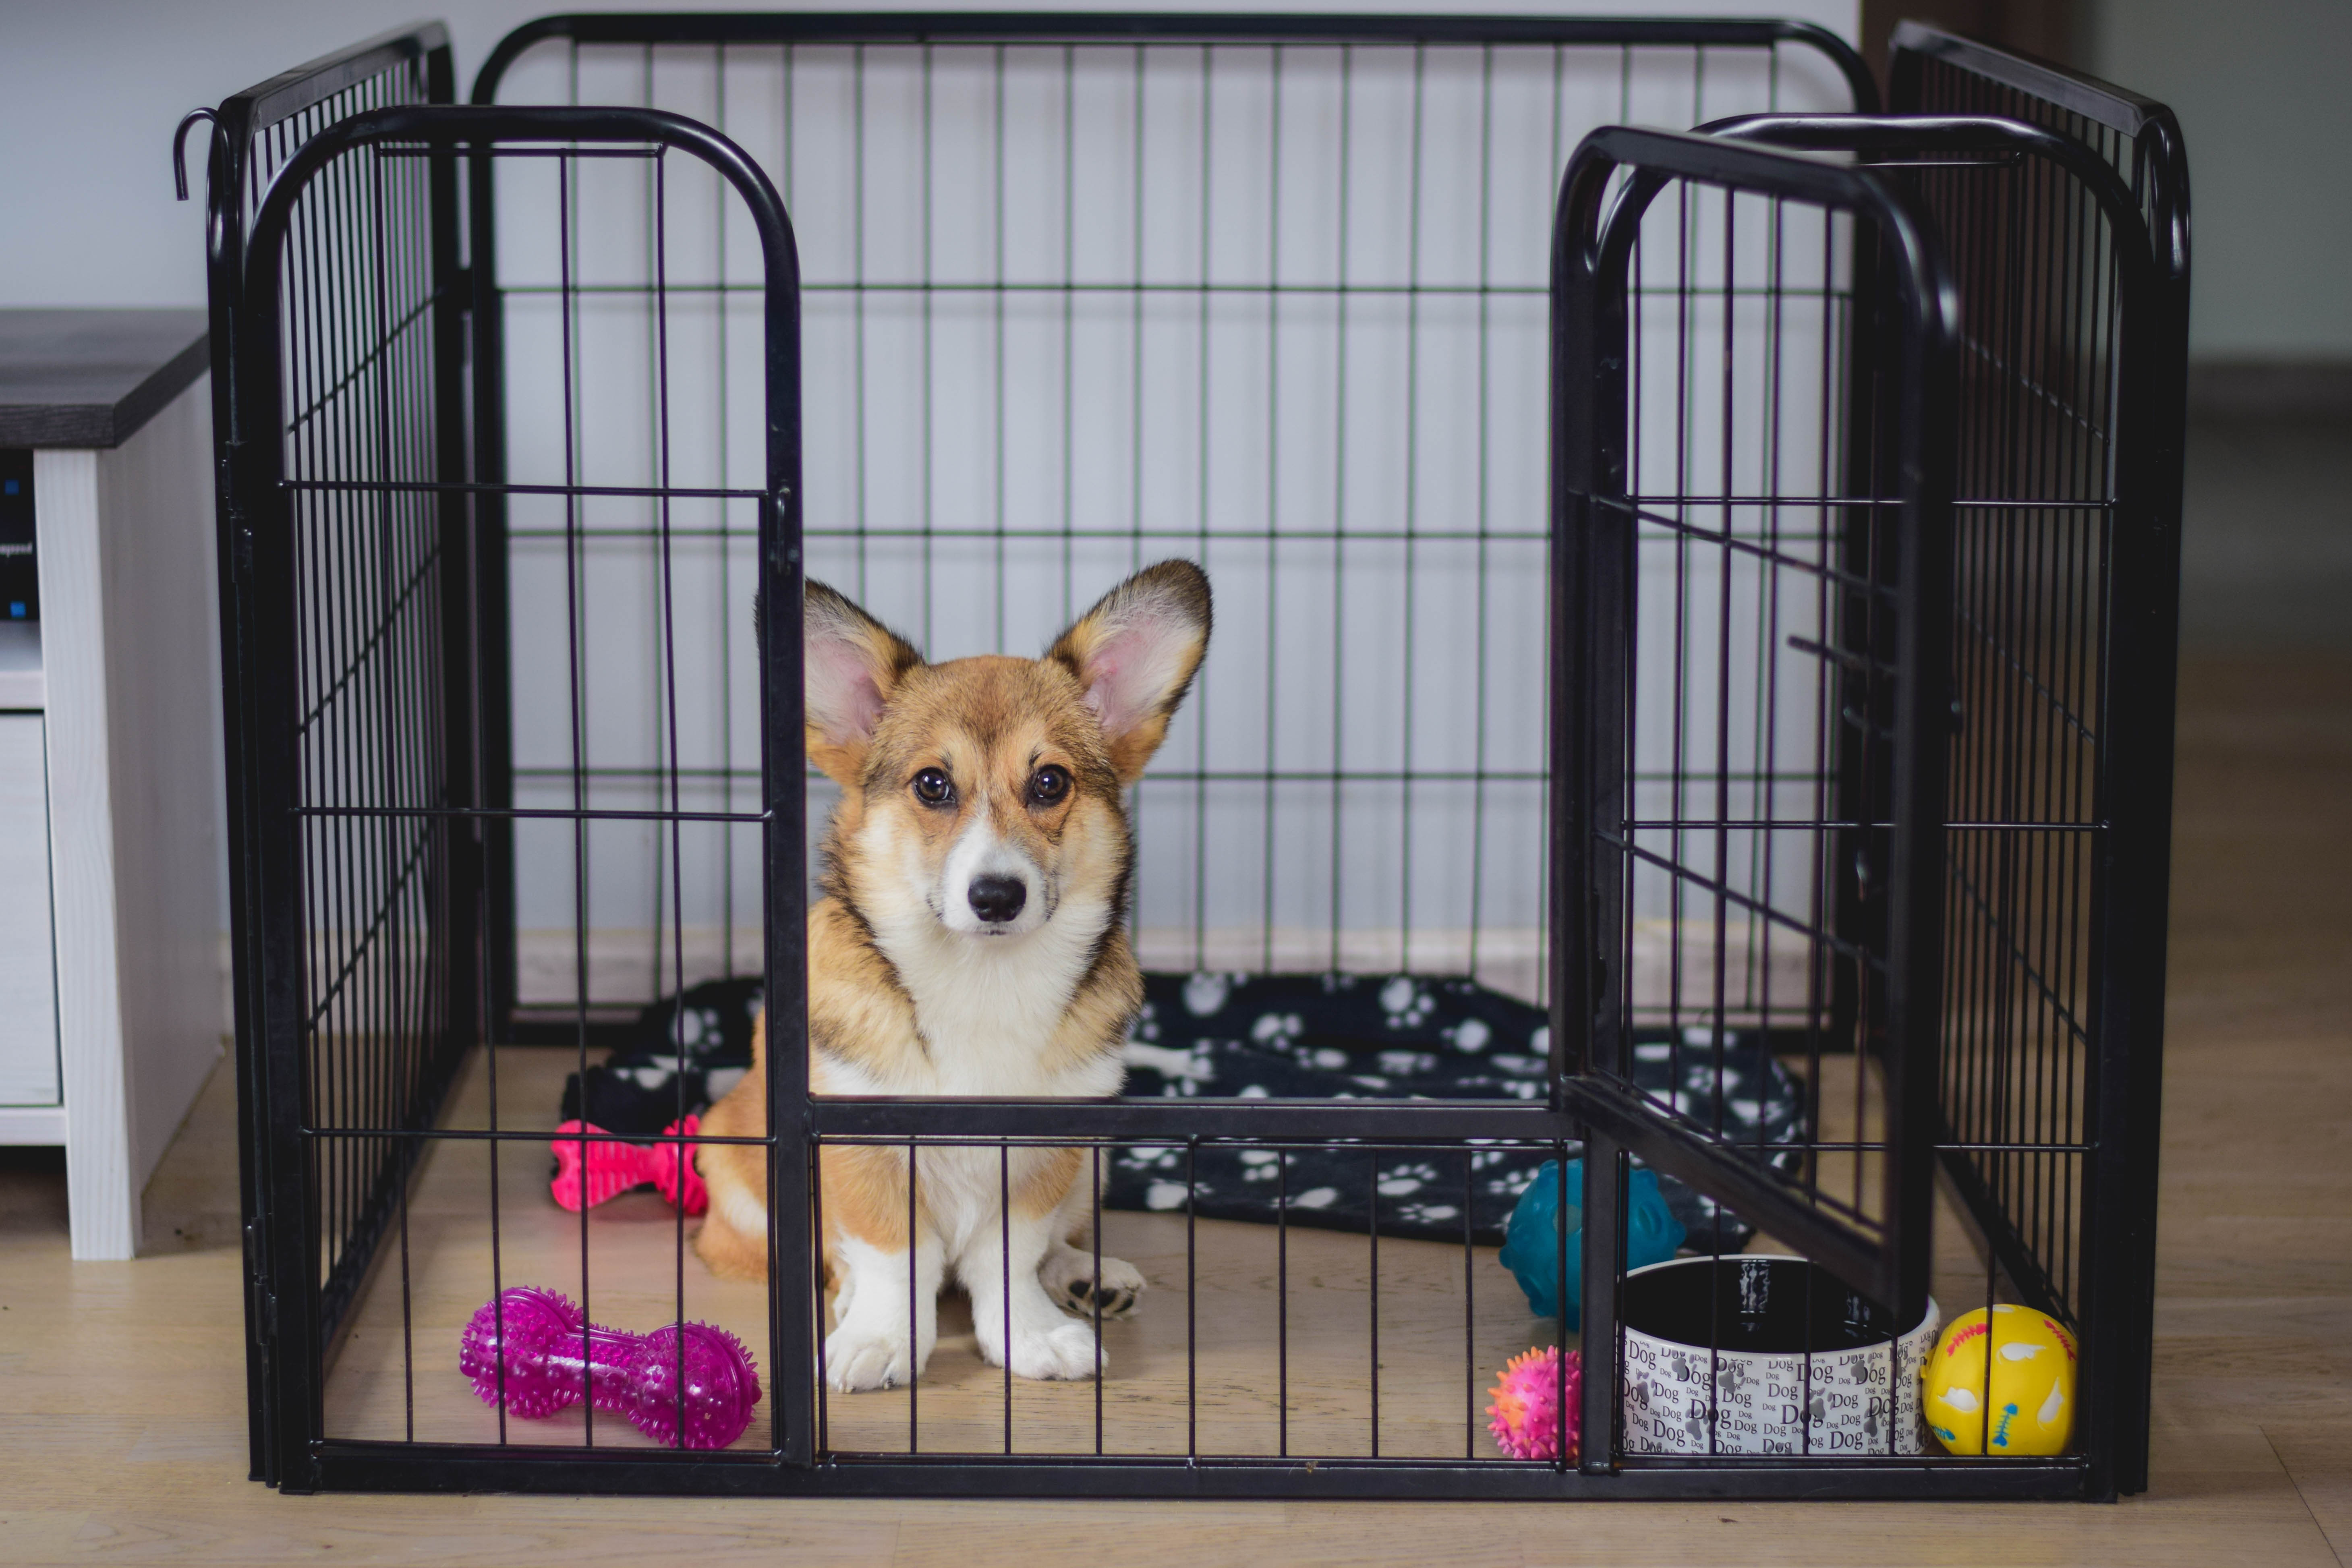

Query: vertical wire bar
left=1130, top=41, right=1147, bottom=578
left=1466, top=42, right=1494, bottom=986
left=907, top=1139, right=919, bottom=1452
left=1461, top=1150, right=1475, bottom=1457
left=1127, top=43, right=1148, bottom=937
left=1397, top=43, right=1426, bottom=977
left=1190, top=41, right=1213, bottom=970
left=1803, top=203, right=1834, bottom=1211
left=651, top=144, right=694, bottom=1448
left=1712, top=190, right=1737, bottom=1154
left=1669, top=178, right=1693, bottom=1074
left=479, top=138, right=510, bottom=1440
left=813, top=1138, right=829, bottom=1454
left=716, top=43, right=737, bottom=980
left=1061, top=44, right=1079, bottom=622
left=995, top=43, right=1010, bottom=652
left=1001, top=1143, right=1013, bottom=1452
left=1326, top=44, right=1352, bottom=974
left=854, top=44, right=870, bottom=601
left=1260, top=43, right=1283, bottom=971
left=1537, top=39, right=1566, bottom=1013
left=1552, top=1140, right=1568, bottom=1469
left=1277, top=1145, right=1289, bottom=1456
left=557, top=141, right=597, bottom=1447
left=1091, top=1143, right=1105, bottom=1450
left=1185, top=1135, right=1198, bottom=1459
left=642, top=45, right=668, bottom=1028
left=921, top=43, right=936, bottom=646
left=1368, top=1147, right=1380, bottom=1456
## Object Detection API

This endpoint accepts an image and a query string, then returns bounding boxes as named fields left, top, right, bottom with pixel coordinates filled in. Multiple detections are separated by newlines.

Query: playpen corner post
left=196, top=91, right=278, bottom=1485
left=232, top=246, right=326, bottom=1487
left=2080, top=138, right=2190, bottom=1501
left=1880, top=174, right=1959, bottom=1331
left=463, top=129, right=518, bottom=1044
left=426, top=78, right=481, bottom=1070
left=752, top=159, right=814, bottom=1463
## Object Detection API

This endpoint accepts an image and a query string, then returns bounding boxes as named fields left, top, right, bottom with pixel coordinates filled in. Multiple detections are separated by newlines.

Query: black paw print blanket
left=1106, top=971, right=1804, bottom=1250
left=557, top=971, right=1806, bottom=1251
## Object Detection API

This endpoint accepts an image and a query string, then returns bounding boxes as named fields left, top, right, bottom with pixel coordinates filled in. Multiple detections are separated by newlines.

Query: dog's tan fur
left=695, top=561, right=1210, bottom=1390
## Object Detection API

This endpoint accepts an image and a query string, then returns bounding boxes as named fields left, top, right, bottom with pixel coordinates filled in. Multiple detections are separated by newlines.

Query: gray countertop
left=0, top=310, right=209, bottom=448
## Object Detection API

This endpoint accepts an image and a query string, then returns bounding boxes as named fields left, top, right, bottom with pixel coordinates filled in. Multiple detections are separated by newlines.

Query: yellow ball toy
left=1922, top=1305, right=2078, bottom=1456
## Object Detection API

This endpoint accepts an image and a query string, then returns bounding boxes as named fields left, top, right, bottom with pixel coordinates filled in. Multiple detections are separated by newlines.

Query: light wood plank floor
left=4, top=652, right=2348, bottom=1565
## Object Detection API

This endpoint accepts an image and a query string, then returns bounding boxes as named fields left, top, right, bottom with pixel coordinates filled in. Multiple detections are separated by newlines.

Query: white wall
left=0, top=0, right=1855, bottom=313
left=2088, top=0, right=2352, bottom=362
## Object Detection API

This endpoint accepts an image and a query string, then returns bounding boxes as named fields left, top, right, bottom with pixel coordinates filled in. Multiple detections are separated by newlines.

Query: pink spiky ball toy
left=459, top=1286, right=761, bottom=1450
left=1486, top=1346, right=1582, bottom=1461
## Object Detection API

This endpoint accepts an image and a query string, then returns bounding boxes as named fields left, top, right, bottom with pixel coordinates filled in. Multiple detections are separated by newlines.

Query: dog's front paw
left=1005, top=1321, right=1107, bottom=1382
left=825, top=1323, right=924, bottom=1393
left=1040, top=1250, right=1146, bottom=1320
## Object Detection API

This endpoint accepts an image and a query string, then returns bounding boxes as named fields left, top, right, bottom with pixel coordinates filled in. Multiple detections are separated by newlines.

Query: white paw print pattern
left=1237, top=1149, right=1284, bottom=1183
left=1378, top=976, right=1438, bottom=1029
left=1250, top=1011, right=1304, bottom=1047
left=1376, top=1160, right=1441, bottom=1197
left=1182, top=971, right=1234, bottom=1017
left=1445, top=1017, right=1492, bottom=1053
left=1395, top=1202, right=1462, bottom=1226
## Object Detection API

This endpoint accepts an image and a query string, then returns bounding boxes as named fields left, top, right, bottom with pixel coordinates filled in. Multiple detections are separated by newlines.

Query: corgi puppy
left=695, top=559, right=1212, bottom=1392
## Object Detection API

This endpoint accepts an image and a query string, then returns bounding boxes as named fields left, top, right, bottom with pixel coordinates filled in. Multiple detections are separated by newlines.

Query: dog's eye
left=912, top=768, right=954, bottom=806
left=1029, top=766, right=1070, bottom=806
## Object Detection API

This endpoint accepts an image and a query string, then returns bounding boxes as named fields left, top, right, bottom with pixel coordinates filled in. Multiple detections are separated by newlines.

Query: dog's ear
left=1047, top=559, right=1212, bottom=783
left=804, top=580, right=922, bottom=786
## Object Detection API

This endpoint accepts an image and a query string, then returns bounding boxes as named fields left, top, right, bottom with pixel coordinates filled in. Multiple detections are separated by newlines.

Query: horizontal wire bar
left=1623, top=818, right=2104, bottom=831
left=495, top=279, right=1853, bottom=300
left=516, top=764, right=1551, bottom=786
left=514, top=524, right=1552, bottom=543
left=1624, top=495, right=2114, bottom=512
left=291, top=804, right=769, bottom=823
left=282, top=478, right=777, bottom=501
left=374, top=144, right=661, bottom=160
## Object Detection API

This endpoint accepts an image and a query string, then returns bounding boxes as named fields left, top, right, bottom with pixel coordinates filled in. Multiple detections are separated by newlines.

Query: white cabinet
left=0, top=310, right=226, bottom=1258
left=0, top=708, right=59, bottom=1110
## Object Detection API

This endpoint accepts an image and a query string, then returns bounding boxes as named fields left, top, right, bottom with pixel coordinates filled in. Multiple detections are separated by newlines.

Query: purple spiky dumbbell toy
left=459, top=1286, right=761, bottom=1449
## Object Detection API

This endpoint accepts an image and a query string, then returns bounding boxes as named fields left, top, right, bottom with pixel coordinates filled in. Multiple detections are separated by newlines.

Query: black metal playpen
left=193, top=15, right=2186, bottom=1500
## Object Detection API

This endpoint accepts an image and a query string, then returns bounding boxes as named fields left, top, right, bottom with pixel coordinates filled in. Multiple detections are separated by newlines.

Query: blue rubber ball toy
left=1497, top=1159, right=1685, bottom=1329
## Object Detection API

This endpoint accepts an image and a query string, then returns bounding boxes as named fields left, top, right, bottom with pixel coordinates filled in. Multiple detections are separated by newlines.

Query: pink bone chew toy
left=1486, top=1345, right=1583, bottom=1461
left=549, top=1115, right=707, bottom=1216
left=459, top=1286, right=761, bottom=1450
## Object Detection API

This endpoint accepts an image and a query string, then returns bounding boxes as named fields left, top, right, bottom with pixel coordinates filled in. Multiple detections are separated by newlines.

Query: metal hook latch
left=173, top=108, right=219, bottom=201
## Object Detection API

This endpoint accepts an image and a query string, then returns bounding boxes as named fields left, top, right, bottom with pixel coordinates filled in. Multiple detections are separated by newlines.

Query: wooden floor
left=4, top=651, right=2349, bottom=1564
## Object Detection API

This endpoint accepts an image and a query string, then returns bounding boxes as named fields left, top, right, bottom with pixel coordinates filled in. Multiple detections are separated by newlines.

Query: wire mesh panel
left=473, top=15, right=1874, bottom=1029
left=194, top=25, right=457, bottom=1485
left=1801, top=48, right=2187, bottom=1494
left=1552, top=125, right=1964, bottom=1468
left=227, top=101, right=805, bottom=1492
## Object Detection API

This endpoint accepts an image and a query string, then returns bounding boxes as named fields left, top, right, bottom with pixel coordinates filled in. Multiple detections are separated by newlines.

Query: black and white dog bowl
left=1619, top=1255, right=1940, bottom=1456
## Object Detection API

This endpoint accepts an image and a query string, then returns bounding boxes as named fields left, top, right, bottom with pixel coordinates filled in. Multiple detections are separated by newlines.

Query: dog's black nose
left=968, top=875, right=1028, bottom=924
